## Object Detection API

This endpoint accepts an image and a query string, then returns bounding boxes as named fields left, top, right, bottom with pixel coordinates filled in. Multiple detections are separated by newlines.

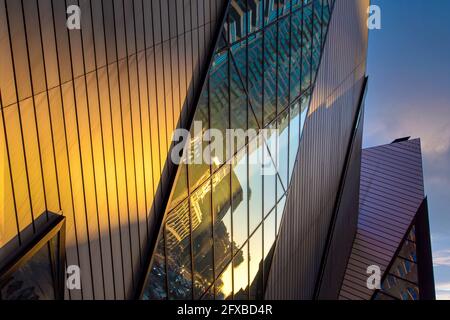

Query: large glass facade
left=142, top=0, right=334, bottom=300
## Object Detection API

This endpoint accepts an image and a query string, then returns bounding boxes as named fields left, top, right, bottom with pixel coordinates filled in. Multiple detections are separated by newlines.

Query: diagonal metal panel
left=265, top=0, right=369, bottom=300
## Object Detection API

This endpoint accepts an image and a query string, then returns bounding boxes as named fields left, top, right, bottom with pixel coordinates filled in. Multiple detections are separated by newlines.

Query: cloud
left=364, top=95, right=450, bottom=159
left=436, top=291, right=450, bottom=300
left=435, top=282, right=450, bottom=291
left=433, top=250, right=450, bottom=267
left=435, top=282, right=450, bottom=300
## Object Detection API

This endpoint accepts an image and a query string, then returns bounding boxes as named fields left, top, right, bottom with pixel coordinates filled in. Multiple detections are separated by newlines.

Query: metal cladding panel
left=316, top=102, right=364, bottom=299
left=264, top=0, right=369, bottom=300
left=0, top=0, right=227, bottom=299
left=339, top=138, right=426, bottom=300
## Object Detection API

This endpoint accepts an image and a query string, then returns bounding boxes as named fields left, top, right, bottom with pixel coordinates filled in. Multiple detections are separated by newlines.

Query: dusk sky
left=364, top=0, right=450, bottom=299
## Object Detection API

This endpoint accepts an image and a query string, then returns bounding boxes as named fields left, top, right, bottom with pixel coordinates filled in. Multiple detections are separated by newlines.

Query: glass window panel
left=191, top=183, right=214, bottom=299
left=229, top=0, right=248, bottom=44
left=142, top=232, right=167, bottom=300
left=289, top=101, right=300, bottom=180
left=264, top=121, right=278, bottom=167
left=188, top=83, right=210, bottom=191
left=291, top=0, right=304, bottom=11
left=277, top=0, right=291, bottom=16
left=277, top=174, right=285, bottom=202
left=248, top=136, right=263, bottom=233
left=249, top=226, right=263, bottom=299
left=210, top=51, right=229, bottom=170
left=300, top=91, right=311, bottom=138
left=263, top=23, right=277, bottom=126
left=381, top=275, right=420, bottom=301
left=277, top=17, right=290, bottom=110
left=290, top=9, right=303, bottom=100
left=0, top=243, right=54, bottom=300
left=264, top=0, right=277, bottom=25
left=263, top=209, right=276, bottom=283
left=201, top=285, right=215, bottom=300
left=374, top=292, right=396, bottom=300
left=311, top=0, right=323, bottom=82
left=407, top=225, right=416, bottom=242
left=233, top=244, right=249, bottom=300
left=301, top=3, right=313, bottom=92
left=165, top=200, right=192, bottom=300
left=216, top=31, right=228, bottom=53
left=249, top=0, right=264, bottom=32
left=213, top=165, right=233, bottom=276
left=248, top=31, right=263, bottom=127
left=276, top=195, right=287, bottom=234
left=168, top=164, right=188, bottom=211
left=232, top=149, right=249, bottom=250
left=263, top=141, right=277, bottom=217
left=231, top=38, right=248, bottom=86
left=321, top=0, right=331, bottom=45
left=230, top=51, right=248, bottom=156
left=389, top=257, right=418, bottom=284
left=215, top=262, right=233, bottom=300
left=277, top=109, right=289, bottom=187
left=398, top=240, right=417, bottom=263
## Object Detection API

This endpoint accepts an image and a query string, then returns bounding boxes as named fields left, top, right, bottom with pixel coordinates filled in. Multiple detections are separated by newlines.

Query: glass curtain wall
left=142, top=0, right=334, bottom=300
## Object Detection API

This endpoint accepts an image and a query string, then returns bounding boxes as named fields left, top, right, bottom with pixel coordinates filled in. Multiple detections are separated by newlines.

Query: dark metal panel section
left=264, top=0, right=369, bottom=300
left=316, top=80, right=366, bottom=299
left=415, top=198, right=436, bottom=300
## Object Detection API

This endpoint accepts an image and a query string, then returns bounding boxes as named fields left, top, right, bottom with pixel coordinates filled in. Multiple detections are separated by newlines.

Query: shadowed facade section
left=339, top=138, right=435, bottom=300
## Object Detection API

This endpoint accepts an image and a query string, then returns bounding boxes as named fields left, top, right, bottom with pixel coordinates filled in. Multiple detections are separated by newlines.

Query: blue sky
left=364, top=0, right=450, bottom=299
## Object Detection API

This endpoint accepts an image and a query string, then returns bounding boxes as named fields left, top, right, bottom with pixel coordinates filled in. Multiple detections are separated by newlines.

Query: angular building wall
left=0, top=0, right=227, bottom=299
left=315, top=97, right=365, bottom=300
left=339, top=138, right=435, bottom=300
left=265, top=0, right=369, bottom=299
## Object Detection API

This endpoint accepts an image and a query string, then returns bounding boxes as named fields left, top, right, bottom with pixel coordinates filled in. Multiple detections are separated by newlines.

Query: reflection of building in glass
left=141, top=0, right=347, bottom=300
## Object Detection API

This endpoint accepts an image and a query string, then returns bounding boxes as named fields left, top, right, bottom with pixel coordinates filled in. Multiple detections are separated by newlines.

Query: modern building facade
left=4, top=0, right=429, bottom=301
left=339, top=138, right=435, bottom=300
left=1, top=0, right=227, bottom=300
